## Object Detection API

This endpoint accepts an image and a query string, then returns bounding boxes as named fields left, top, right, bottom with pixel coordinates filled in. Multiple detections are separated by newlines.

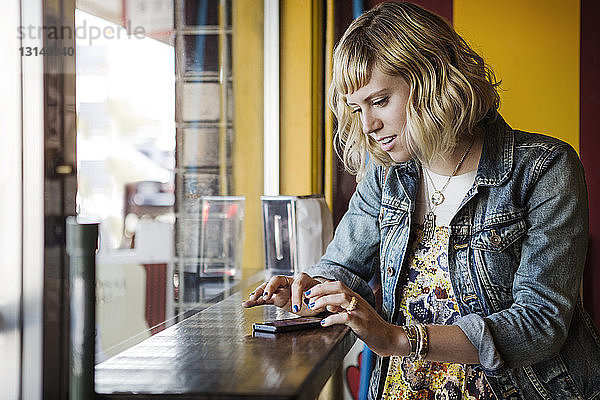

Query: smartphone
left=252, top=316, right=322, bottom=333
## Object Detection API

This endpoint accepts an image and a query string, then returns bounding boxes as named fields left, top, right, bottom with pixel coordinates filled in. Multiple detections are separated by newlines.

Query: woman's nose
left=361, top=111, right=382, bottom=135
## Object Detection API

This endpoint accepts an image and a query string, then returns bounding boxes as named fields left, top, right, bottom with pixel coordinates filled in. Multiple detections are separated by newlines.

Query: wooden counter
left=95, top=278, right=356, bottom=399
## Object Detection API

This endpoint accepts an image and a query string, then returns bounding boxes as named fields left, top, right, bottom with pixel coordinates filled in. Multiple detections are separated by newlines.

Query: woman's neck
left=426, top=132, right=484, bottom=176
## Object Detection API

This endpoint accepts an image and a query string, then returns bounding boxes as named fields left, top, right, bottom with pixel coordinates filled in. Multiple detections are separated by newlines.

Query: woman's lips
left=378, top=135, right=397, bottom=152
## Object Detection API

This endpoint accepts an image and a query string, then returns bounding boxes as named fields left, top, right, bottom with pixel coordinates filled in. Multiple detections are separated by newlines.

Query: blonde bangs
left=332, top=36, right=373, bottom=98
left=329, top=28, right=383, bottom=179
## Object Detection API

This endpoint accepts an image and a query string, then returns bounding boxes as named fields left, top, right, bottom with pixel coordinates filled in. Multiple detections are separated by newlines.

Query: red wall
left=580, top=0, right=600, bottom=327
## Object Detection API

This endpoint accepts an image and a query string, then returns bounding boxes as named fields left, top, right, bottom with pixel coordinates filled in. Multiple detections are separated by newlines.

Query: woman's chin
left=388, top=150, right=412, bottom=163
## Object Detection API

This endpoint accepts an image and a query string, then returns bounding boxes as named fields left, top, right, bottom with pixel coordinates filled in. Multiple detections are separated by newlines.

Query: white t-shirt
left=414, top=167, right=477, bottom=227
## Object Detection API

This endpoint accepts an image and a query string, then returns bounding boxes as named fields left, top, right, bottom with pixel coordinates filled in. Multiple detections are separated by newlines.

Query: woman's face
left=345, top=67, right=411, bottom=163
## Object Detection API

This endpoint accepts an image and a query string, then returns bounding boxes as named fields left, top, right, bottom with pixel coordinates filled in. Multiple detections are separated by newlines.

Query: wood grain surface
left=95, top=278, right=356, bottom=399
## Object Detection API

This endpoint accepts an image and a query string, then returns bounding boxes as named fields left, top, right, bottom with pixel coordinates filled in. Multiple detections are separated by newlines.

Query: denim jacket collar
left=475, top=114, right=514, bottom=188
left=390, top=160, right=419, bottom=213
left=389, top=114, right=514, bottom=212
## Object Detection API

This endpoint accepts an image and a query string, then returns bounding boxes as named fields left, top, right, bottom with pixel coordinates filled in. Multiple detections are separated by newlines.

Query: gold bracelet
left=402, top=325, right=418, bottom=359
left=416, top=323, right=429, bottom=360
left=414, top=323, right=422, bottom=360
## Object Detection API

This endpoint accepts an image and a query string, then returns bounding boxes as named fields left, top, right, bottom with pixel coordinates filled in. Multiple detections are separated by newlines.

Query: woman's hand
left=241, top=273, right=325, bottom=316
left=305, top=280, right=407, bottom=357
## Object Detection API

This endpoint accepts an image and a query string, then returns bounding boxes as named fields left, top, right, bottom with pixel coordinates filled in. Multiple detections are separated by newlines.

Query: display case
left=199, top=196, right=244, bottom=277
left=261, top=195, right=333, bottom=277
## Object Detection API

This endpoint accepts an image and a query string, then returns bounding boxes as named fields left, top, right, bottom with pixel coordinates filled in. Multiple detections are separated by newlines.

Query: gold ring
left=346, top=296, right=357, bottom=312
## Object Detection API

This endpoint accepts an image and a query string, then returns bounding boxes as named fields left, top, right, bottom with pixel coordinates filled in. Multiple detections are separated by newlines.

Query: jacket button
left=490, top=232, right=502, bottom=246
left=387, top=266, right=395, bottom=276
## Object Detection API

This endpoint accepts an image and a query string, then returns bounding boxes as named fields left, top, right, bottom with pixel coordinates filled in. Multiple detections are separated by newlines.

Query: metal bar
left=42, top=0, right=77, bottom=396
left=264, top=0, right=280, bottom=196
left=21, top=0, right=45, bottom=398
left=174, top=0, right=186, bottom=319
left=66, top=217, right=99, bottom=400
left=0, top=0, right=24, bottom=397
left=218, top=0, right=229, bottom=194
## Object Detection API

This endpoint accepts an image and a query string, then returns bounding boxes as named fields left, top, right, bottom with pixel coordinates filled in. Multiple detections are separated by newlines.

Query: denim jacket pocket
left=471, top=217, right=527, bottom=311
left=471, top=217, right=527, bottom=253
left=379, top=200, right=409, bottom=229
left=524, top=356, right=585, bottom=400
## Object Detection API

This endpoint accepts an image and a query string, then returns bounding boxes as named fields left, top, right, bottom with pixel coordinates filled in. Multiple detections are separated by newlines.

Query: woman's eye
left=373, top=97, right=388, bottom=107
left=351, top=108, right=361, bottom=114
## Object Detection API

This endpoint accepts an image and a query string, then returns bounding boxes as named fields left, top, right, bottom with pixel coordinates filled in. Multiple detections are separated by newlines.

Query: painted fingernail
left=308, top=302, right=315, bottom=309
left=303, top=298, right=310, bottom=305
left=304, top=290, right=311, bottom=296
left=320, top=320, right=326, bottom=326
left=250, top=292, right=255, bottom=296
left=263, top=292, right=269, bottom=297
left=293, top=305, right=299, bottom=312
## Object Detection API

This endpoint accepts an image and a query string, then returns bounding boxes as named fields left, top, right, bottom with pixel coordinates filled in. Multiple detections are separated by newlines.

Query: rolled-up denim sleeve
left=454, top=314, right=505, bottom=375
left=303, top=162, right=383, bottom=307
left=456, top=143, right=588, bottom=374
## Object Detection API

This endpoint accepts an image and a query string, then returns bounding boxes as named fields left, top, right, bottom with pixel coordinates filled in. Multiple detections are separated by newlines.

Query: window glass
left=75, top=8, right=176, bottom=360
left=75, top=0, right=265, bottom=367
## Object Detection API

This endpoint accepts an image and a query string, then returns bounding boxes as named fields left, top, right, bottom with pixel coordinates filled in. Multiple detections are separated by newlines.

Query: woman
left=243, top=2, right=600, bottom=399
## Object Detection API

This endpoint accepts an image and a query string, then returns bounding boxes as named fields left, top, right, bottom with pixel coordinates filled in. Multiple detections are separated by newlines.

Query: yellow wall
left=454, top=0, right=580, bottom=151
left=280, top=0, right=323, bottom=195
left=233, top=0, right=324, bottom=270
left=232, top=0, right=264, bottom=271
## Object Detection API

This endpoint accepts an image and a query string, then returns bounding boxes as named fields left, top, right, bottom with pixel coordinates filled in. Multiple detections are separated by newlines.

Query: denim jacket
left=305, top=115, right=600, bottom=399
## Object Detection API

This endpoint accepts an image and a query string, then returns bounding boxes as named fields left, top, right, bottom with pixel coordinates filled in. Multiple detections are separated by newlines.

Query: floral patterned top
left=381, top=224, right=497, bottom=400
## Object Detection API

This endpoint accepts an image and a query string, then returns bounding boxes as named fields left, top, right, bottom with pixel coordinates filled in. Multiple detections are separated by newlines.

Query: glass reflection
left=75, top=8, right=175, bottom=361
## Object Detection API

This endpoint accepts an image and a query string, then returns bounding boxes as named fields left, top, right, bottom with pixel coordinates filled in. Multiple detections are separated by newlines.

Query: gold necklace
left=422, top=138, right=474, bottom=242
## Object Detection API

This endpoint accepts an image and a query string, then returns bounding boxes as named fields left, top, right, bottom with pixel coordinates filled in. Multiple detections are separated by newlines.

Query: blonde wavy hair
left=330, top=1, right=500, bottom=179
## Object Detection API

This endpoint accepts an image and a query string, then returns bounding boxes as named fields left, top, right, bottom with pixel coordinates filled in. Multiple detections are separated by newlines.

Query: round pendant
left=431, top=191, right=445, bottom=206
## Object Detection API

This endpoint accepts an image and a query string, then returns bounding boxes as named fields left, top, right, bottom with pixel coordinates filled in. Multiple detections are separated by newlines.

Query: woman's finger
left=320, top=311, right=350, bottom=327
left=241, top=293, right=267, bottom=308
left=242, top=282, right=268, bottom=308
left=290, top=273, right=317, bottom=313
left=305, top=280, right=348, bottom=299
left=262, top=275, right=292, bottom=301
left=325, top=304, right=345, bottom=313
left=248, top=282, right=267, bottom=300
left=307, top=293, right=351, bottom=311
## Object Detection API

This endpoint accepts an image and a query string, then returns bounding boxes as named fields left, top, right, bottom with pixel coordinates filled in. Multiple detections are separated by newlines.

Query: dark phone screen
left=252, top=316, right=322, bottom=333
left=270, top=317, right=321, bottom=327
